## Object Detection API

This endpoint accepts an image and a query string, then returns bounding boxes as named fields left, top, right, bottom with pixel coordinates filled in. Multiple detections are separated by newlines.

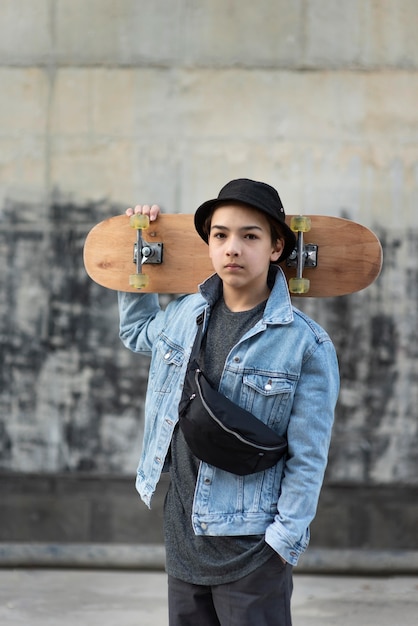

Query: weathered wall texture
left=0, top=1, right=417, bottom=545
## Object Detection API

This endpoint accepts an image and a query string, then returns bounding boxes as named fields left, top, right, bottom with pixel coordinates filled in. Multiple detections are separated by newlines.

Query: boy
left=118, top=178, right=340, bottom=626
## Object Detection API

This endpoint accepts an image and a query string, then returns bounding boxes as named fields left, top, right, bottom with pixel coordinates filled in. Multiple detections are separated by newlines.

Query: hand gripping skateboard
left=83, top=213, right=383, bottom=297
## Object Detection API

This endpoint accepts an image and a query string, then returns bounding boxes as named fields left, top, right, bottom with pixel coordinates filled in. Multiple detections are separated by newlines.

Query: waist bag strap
left=188, top=313, right=204, bottom=363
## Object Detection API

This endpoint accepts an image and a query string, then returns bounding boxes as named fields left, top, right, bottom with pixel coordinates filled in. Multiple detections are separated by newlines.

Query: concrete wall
left=1, top=1, right=417, bottom=547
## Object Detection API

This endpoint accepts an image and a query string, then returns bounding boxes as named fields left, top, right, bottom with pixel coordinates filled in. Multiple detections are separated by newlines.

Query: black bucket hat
left=194, top=178, right=296, bottom=263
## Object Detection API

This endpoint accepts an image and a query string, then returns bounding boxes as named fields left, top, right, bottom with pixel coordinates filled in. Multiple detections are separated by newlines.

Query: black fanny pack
left=178, top=315, right=287, bottom=475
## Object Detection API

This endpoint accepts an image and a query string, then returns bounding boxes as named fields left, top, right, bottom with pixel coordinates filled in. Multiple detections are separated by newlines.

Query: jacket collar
left=198, top=266, right=294, bottom=325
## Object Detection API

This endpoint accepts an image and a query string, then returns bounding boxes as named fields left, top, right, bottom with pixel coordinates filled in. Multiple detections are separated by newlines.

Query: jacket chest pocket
left=150, top=336, right=185, bottom=393
left=242, top=373, right=296, bottom=428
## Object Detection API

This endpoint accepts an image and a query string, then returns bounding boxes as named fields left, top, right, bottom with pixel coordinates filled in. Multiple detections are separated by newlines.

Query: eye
left=244, top=233, right=259, bottom=240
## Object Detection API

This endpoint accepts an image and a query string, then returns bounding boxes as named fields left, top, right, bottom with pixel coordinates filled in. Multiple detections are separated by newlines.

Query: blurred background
left=0, top=0, right=417, bottom=568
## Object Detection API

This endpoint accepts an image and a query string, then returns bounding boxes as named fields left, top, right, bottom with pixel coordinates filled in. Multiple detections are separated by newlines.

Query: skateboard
left=83, top=214, right=383, bottom=297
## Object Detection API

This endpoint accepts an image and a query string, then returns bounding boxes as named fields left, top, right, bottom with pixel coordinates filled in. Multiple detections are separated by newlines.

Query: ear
left=270, top=238, right=284, bottom=262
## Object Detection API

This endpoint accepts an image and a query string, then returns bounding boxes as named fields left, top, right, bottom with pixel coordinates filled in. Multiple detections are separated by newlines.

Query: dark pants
left=167, top=554, right=293, bottom=626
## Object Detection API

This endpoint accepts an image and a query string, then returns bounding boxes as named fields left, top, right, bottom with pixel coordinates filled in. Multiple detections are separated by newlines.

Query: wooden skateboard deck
left=83, top=214, right=382, bottom=297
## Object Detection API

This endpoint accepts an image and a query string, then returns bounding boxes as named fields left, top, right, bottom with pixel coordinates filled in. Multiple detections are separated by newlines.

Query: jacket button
left=204, top=478, right=211, bottom=485
left=233, top=356, right=240, bottom=363
left=201, top=523, right=208, bottom=530
left=164, top=351, right=172, bottom=360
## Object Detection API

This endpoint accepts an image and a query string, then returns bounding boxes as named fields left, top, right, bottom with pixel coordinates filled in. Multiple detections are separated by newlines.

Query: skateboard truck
left=286, top=216, right=317, bottom=294
left=129, top=214, right=163, bottom=289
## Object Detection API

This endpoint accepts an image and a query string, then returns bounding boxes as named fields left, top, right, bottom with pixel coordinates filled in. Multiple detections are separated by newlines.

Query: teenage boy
left=118, top=178, right=340, bottom=626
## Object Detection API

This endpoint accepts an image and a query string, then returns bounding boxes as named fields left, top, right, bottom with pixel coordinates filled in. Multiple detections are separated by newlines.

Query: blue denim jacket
left=118, top=267, right=339, bottom=565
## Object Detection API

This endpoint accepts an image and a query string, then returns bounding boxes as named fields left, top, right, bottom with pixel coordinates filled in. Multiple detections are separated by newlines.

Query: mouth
left=224, top=263, right=243, bottom=270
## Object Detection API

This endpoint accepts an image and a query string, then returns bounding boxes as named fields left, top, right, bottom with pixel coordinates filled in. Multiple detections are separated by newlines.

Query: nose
left=225, top=235, right=241, bottom=256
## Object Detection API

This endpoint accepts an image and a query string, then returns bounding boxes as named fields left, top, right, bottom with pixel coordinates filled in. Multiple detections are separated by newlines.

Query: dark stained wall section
left=302, top=224, right=418, bottom=487
left=0, top=200, right=148, bottom=474
left=1, top=204, right=417, bottom=490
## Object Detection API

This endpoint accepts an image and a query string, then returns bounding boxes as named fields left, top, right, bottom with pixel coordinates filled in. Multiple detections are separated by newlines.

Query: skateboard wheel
left=289, top=277, right=310, bottom=294
left=130, top=214, right=150, bottom=230
left=129, top=273, right=149, bottom=289
left=290, top=216, right=311, bottom=233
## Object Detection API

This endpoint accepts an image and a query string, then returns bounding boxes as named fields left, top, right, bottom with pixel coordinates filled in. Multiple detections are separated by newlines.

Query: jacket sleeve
left=118, top=291, right=165, bottom=355
left=265, top=337, right=340, bottom=566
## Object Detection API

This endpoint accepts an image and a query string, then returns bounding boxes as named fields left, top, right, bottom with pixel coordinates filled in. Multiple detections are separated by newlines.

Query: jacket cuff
left=265, top=522, right=309, bottom=567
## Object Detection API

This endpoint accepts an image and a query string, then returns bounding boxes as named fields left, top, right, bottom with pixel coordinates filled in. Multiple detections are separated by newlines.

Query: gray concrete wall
left=0, top=1, right=417, bottom=547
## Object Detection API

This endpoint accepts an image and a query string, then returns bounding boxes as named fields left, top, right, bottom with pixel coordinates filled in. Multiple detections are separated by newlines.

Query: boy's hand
left=125, top=204, right=160, bottom=221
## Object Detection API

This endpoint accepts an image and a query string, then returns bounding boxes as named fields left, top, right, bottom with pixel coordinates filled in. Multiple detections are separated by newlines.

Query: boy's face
left=208, top=204, right=284, bottom=295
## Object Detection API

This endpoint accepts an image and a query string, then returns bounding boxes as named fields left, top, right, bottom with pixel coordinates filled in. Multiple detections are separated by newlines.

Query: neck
left=222, top=284, right=270, bottom=312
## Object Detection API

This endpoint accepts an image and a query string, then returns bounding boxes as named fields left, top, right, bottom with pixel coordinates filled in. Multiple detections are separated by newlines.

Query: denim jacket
left=118, top=267, right=339, bottom=565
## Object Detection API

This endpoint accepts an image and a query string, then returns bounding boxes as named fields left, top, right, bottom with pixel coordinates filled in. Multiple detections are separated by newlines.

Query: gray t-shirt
left=164, top=296, right=275, bottom=585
